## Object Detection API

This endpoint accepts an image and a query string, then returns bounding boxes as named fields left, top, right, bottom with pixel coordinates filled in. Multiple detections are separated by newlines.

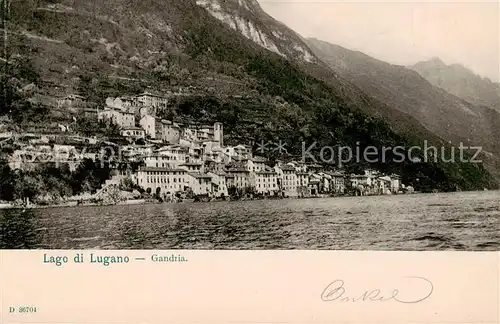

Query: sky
left=257, top=0, right=499, bottom=82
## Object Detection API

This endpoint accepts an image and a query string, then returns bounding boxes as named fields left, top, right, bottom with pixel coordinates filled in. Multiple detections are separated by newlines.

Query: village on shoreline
left=0, top=91, right=416, bottom=210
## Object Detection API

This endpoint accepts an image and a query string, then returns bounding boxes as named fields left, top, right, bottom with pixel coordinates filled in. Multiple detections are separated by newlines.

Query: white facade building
left=186, top=173, right=213, bottom=196
left=208, top=171, right=229, bottom=197
left=275, top=164, right=298, bottom=197
left=98, top=108, right=135, bottom=128
left=253, top=170, right=279, bottom=195
left=135, top=167, right=188, bottom=195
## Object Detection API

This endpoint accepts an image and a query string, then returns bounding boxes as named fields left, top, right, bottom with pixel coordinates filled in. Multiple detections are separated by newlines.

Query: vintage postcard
left=0, top=0, right=498, bottom=323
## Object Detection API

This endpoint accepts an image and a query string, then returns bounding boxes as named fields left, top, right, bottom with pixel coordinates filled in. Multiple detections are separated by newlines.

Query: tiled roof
left=187, top=172, right=213, bottom=179
left=251, top=155, right=268, bottom=162
left=122, top=127, right=143, bottom=131
left=256, top=170, right=277, bottom=175
left=325, top=171, right=344, bottom=177
left=231, top=156, right=249, bottom=161
left=138, top=91, right=167, bottom=98
left=139, top=167, right=187, bottom=172
left=279, top=165, right=296, bottom=171
left=227, top=167, right=249, bottom=172
left=211, top=170, right=227, bottom=176
left=350, top=174, right=369, bottom=178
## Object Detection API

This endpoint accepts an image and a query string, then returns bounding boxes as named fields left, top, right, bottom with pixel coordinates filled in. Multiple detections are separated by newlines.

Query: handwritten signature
left=321, top=277, right=433, bottom=303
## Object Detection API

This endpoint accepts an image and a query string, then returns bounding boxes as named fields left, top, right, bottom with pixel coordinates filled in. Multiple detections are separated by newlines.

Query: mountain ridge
left=306, top=37, right=499, bottom=155
left=195, top=0, right=317, bottom=63
left=409, top=57, right=500, bottom=111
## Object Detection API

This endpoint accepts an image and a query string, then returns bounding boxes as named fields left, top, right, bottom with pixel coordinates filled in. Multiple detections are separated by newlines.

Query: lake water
left=0, top=191, right=498, bottom=250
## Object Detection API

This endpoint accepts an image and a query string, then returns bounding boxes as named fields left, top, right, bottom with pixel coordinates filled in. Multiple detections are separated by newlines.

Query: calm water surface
left=1, top=191, right=498, bottom=250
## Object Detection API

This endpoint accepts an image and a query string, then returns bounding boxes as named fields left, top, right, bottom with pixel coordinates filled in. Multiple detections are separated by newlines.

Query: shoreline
left=1, top=190, right=494, bottom=211
left=0, top=194, right=378, bottom=210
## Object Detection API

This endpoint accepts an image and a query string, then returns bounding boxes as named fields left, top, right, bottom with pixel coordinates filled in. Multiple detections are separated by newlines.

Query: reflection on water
left=0, top=191, right=499, bottom=250
left=0, top=209, right=43, bottom=248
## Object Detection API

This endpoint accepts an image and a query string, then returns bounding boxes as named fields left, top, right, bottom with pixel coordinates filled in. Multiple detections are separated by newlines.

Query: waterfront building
left=318, top=172, right=332, bottom=193
left=186, top=172, right=213, bottom=196
left=327, top=171, right=346, bottom=194
left=349, top=173, right=372, bottom=187
left=226, top=167, right=250, bottom=190
left=275, top=164, right=298, bottom=197
left=296, top=171, right=310, bottom=197
left=390, top=174, right=402, bottom=193
left=225, top=174, right=235, bottom=189
left=252, top=169, right=279, bottom=195
left=135, top=167, right=188, bottom=196
left=378, top=176, right=392, bottom=195
left=208, top=171, right=229, bottom=197
left=308, top=174, right=321, bottom=195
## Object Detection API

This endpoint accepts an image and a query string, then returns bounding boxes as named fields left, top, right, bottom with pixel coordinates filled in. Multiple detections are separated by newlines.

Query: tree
left=12, top=171, right=42, bottom=201
left=227, top=185, right=239, bottom=198
left=243, top=185, right=256, bottom=196
left=0, top=158, right=15, bottom=201
left=119, top=177, right=140, bottom=192
left=72, top=158, right=112, bottom=194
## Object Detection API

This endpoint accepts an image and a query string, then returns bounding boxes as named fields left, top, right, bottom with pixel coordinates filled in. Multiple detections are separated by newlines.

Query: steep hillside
left=410, top=58, right=500, bottom=111
left=1, top=0, right=498, bottom=191
left=195, top=0, right=316, bottom=63
left=306, top=38, right=500, bottom=158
